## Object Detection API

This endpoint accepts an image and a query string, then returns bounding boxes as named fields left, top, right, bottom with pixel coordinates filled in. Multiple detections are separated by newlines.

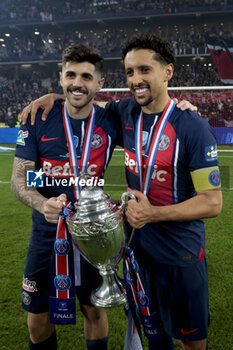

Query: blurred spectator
left=0, top=72, right=51, bottom=126
left=0, top=21, right=232, bottom=62
left=0, top=23, right=233, bottom=62
left=0, top=0, right=232, bottom=21
left=0, top=0, right=232, bottom=127
left=0, top=63, right=231, bottom=127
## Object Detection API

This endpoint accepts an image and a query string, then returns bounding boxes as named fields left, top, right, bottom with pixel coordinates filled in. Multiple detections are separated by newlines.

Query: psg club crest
left=54, top=238, right=70, bottom=256
left=73, top=135, right=79, bottom=148
left=137, top=290, right=149, bottom=308
left=142, top=131, right=149, bottom=147
left=158, top=134, right=170, bottom=151
left=209, top=169, right=221, bottom=187
left=54, top=274, right=71, bottom=291
left=22, top=291, right=31, bottom=306
left=126, top=271, right=134, bottom=285
left=91, top=134, right=103, bottom=148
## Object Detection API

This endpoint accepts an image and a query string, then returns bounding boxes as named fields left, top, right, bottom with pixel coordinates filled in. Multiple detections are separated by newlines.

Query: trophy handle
left=120, top=191, right=137, bottom=247
left=56, top=199, right=66, bottom=207
left=120, top=191, right=136, bottom=208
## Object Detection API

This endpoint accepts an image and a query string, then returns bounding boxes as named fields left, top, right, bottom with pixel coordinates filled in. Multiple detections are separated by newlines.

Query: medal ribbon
left=62, top=102, right=96, bottom=199
left=135, top=99, right=176, bottom=195
left=55, top=203, right=73, bottom=300
left=50, top=202, right=76, bottom=324
left=124, top=99, right=175, bottom=339
left=124, top=247, right=161, bottom=341
left=50, top=103, right=96, bottom=324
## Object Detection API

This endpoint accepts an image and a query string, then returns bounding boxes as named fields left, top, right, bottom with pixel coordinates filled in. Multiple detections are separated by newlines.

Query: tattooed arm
left=11, top=157, right=66, bottom=223
left=11, top=156, right=47, bottom=214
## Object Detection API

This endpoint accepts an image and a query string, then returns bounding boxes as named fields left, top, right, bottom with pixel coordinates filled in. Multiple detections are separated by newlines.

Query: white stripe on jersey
left=81, top=121, right=85, bottom=149
left=104, top=135, right=112, bottom=172
left=173, top=138, right=180, bottom=204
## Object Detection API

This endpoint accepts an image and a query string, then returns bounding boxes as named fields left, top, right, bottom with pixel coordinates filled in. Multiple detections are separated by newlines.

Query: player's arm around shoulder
left=21, top=93, right=64, bottom=125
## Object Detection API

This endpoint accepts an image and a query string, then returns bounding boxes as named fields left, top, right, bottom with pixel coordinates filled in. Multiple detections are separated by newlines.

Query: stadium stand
left=0, top=0, right=233, bottom=22
left=0, top=0, right=232, bottom=143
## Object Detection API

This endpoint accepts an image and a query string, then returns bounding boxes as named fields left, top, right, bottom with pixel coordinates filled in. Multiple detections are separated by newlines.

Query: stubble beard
left=136, top=95, right=153, bottom=107
left=67, top=90, right=94, bottom=110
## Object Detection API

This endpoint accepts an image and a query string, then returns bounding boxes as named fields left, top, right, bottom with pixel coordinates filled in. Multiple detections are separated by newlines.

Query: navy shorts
left=133, top=244, right=209, bottom=341
left=22, top=227, right=102, bottom=313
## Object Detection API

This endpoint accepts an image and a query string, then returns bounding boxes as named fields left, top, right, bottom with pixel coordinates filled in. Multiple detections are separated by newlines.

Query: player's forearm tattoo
left=11, top=157, right=47, bottom=214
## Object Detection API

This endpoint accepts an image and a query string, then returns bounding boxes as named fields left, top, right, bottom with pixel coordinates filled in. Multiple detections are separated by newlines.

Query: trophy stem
left=91, top=269, right=127, bottom=308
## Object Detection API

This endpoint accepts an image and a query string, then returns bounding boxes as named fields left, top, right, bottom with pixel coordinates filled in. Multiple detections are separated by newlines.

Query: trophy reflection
left=66, top=185, right=135, bottom=308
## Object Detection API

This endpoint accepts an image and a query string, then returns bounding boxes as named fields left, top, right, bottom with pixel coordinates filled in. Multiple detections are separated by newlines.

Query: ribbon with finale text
left=124, top=99, right=176, bottom=343
left=124, top=247, right=161, bottom=346
left=49, top=103, right=96, bottom=324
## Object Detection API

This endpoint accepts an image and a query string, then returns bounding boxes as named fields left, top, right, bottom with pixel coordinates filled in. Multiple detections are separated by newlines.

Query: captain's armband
left=191, top=166, right=221, bottom=191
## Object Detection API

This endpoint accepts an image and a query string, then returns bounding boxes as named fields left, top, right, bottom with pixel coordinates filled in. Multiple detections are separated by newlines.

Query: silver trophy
left=66, top=185, right=135, bottom=308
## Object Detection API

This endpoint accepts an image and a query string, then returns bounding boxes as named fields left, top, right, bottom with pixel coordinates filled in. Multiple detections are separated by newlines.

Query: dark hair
left=62, top=44, right=104, bottom=75
left=121, top=33, right=175, bottom=65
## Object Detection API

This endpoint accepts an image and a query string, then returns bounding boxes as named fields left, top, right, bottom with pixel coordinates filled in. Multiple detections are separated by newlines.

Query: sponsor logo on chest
left=124, top=150, right=168, bottom=183
left=40, top=158, right=100, bottom=177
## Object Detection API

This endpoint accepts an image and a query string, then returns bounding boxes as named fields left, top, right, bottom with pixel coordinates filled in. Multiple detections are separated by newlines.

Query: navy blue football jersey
left=15, top=101, right=121, bottom=227
left=106, top=98, right=221, bottom=266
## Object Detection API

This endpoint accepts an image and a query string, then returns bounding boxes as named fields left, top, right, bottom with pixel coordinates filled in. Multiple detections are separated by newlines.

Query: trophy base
left=91, top=272, right=127, bottom=308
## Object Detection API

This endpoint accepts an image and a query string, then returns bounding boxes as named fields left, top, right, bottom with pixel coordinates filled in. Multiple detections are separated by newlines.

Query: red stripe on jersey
left=125, top=122, right=177, bottom=206
left=148, top=122, right=176, bottom=205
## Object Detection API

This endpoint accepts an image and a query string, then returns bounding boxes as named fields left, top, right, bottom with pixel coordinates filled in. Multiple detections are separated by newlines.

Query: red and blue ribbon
left=135, top=99, right=176, bottom=195
left=50, top=103, right=96, bottom=324
left=50, top=202, right=76, bottom=325
left=124, top=247, right=161, bottom=342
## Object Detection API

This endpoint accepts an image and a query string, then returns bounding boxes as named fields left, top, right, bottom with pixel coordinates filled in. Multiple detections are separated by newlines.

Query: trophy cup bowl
left=66, top=186, right=135, bottom=308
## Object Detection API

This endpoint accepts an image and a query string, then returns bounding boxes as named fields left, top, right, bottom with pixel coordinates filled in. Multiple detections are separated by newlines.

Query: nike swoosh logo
left=125, top=124, right=134, bottom=130
left=181, top=328, right=199, bottom=335
left=41, top=135, right=60, bottom=142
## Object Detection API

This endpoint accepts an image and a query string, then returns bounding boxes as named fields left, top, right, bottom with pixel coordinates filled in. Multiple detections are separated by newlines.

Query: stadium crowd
left=0, top=24, right=232, bottom=62
left=0, top=0, right=232, bottom=129
left=0, top=0, right=232, bottom=22
left=0, top=72, right=49, bottom=127
left=1, top=62, right=230, bottom=128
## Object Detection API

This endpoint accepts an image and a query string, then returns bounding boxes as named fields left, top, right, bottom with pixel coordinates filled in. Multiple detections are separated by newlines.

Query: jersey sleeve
left=185, top=114, right=221, bottom=191
left=105, top=100, right=126, bottom=147
left=14, top=114, right=38, bottom=161
left=105, top=100, right=122, bottom=117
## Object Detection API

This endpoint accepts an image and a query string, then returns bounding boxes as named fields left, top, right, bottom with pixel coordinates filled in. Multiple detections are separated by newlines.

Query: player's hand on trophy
left=20, top=93, right=64, bottom=125
left=43, top=193, right=67, bottom=224
left=125, top=189, right=154, bottom=229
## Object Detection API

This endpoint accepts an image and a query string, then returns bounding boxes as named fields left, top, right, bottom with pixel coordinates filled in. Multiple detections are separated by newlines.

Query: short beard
left=137, top=95, right=153, bottom=107
left=67, top=91, right=94, bottom=110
